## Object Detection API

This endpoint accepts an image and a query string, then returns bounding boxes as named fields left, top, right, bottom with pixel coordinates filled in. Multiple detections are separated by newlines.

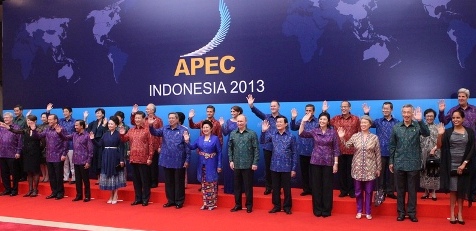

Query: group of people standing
left=0, top=88, right=474, bottom=224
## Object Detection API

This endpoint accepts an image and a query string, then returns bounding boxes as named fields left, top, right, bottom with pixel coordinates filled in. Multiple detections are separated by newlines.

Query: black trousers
left=131, top=163, right=151, bottom=203
left=0, top=158, right=20, bottom=193
left=311, top=165, right=333, bottom=216
left=233, top=168, right=254, bottom=209
left=150, top=151, right=159, bottom=185
left=271, top=171, right=292, bottom=210
left=378, top=156, right=395, bottom=194
left=338, top=154, right=354, bottom=195
left=74, top=164, right=91, bottom=198
left=300, top=155, right=311, bottom=193
left=263, top=149, right=273, bottom=190
left=47, top=161, right=64, bottom=196
left=395, top=170, right=418, bottom=217
left=163, top=167, right=186, bottom=205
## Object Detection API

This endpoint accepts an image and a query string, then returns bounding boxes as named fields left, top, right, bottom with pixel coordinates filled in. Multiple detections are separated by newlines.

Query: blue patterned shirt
left=251, top=106, right=287, bottom=151
left=59, top=117, right=76, bottom=150
left=260, top=130, right=297, bottom=172
left=290, top=116, right=318, bottom=156
left=370, top=116, right=400, bottom=157
left=150, top=125, right=191, bottom=169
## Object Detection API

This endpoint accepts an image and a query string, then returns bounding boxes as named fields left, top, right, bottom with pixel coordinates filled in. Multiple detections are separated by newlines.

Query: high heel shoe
left=200, top=205, right=208, bottom=210
left=107, top=199, right=112, bottom=204
left=23, top=190, right=33, bottom=197
left=30, top=190, right=38, bottom=197
left=420, top=194, right=429, bottom=199
left=355, top=213, right=362, bottom=219
left=449, top=220, right=457, bottom=224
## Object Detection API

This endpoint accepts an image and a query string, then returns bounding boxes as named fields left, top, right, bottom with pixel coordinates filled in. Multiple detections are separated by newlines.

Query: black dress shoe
left=23, top=190, right=33, bottom=197
left=300, top=191, right=311, bottom=196
left=268, top=208, right=280, bottom=213
left=131, top=201, right=141, bottom=206
left=0, top=191, right=12, bottom=196
left=230, top=206, right=242, bottom=212
left=10, top=191, right=18, bottom=196
left=150, top=183, right=158, bottom=188
left=386, top=193, right=397, bottom=199
left=175, top=204, right=183, bottom=209
left=264, top=189, right=272, bottom=195
left=72, top=197, right=82, bottom=201
left=338, top=192, right=347, bottom=197
left=397, top=215, right=405, bottom=221
left=409, top=216, right=418, bottom=222
left=142, top=201, right=149, bottom=206
left=163, top=202, right=175, bottom=207
left=349, top=193, right=356, bottom=198
left=55, top=195, right=64, bottom=200
left=83, top=198, right=90, bottom=202
left=246, top=208, right=252, bottom=213
left=46, top=194, right=57, bottom=199
left=284, top=210, right=292, bottom=215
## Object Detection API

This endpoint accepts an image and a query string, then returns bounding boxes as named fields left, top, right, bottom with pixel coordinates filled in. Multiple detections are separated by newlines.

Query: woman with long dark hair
left=437, top=109, right=474, bottom=225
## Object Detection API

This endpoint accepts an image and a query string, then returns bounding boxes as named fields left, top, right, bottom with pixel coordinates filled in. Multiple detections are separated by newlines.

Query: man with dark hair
left=131, top=103, right=163, bottom=188
left=247, top=94, right=285, bottom=195
left=31, top=114, right=68, bottom=200
left=0, top=112, right=23, bottom=196
left=177, top=112, right=186, bottom=126
left=149, top=112, right=190, bottom=209
left=120, top=111, right=154, bottom=206
left=323, top=100, right=360, bottom=198
left=290, top=104, right=317, bottom=196
left=13, top=104, right=26, bottom=129
left=363, top=101, right=399, bottom=199
left=46, top=104, right=77, bottom=184
left=188, top=105, right=222, bottom=144
left=56, top=120, right=93, bottom=202
left=389, top=105, right=429, bottom=222
left=261, top=115, right=297, bottom=214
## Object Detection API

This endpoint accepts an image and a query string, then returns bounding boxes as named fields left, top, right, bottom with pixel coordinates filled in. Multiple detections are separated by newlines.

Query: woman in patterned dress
left=90, top=116, right=126, bottom=204
left=437, top=109, right=474, bottom=224
left=420, top=109, right=440, bottom=200
left=183, top=120, right=222, bottom=210
left=338, top=115, right=381, bottom=220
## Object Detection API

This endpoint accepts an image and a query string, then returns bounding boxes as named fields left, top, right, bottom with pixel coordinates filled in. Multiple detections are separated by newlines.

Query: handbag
left=425, top=155, right=440, bottom=177
left=374, top=179, right=385, bottom=207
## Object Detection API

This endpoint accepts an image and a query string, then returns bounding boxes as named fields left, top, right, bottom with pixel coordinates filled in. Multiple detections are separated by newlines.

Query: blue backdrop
left=3, top=0, right=476, bottom=186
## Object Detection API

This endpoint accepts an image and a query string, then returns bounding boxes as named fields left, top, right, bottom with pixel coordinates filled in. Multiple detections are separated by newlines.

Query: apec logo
left=175, top=0, right=234, bottom=76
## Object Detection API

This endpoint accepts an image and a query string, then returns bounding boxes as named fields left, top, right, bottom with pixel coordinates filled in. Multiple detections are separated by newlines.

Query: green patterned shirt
left=389, top=121, right=430, bottom=171
left=228, top=128, right=260, bottom=169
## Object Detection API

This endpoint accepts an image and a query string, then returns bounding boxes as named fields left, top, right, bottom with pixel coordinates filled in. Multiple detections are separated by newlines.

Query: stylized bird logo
left=180, top=0, right=231, bottom=57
